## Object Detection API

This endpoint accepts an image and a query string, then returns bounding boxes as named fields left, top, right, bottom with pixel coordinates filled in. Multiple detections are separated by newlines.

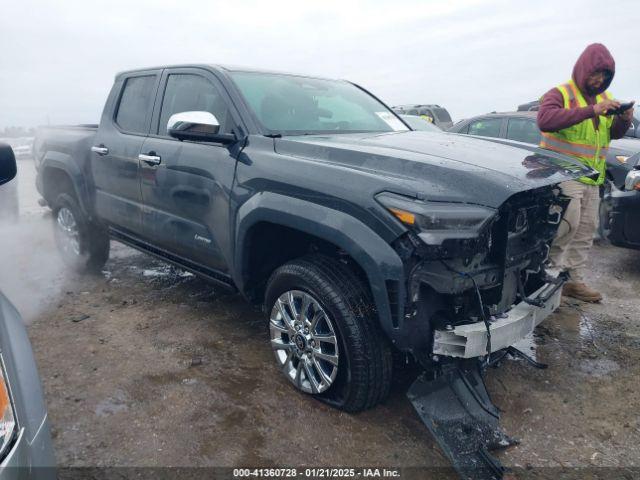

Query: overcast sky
left=1, top=0, right=638, bottom=129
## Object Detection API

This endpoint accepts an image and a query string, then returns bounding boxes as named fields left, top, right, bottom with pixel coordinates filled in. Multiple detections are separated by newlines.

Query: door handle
left=138, top=153, right=161, bottom=166
left=91, top=145, right=109, bottom=156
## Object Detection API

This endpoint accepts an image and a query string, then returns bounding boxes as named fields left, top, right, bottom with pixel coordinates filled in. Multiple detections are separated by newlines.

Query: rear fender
left=39, top=153, right=91, bottom=217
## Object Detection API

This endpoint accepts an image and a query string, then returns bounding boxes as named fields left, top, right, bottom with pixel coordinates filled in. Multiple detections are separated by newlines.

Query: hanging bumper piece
left=408, top=360, right=517, bottom=480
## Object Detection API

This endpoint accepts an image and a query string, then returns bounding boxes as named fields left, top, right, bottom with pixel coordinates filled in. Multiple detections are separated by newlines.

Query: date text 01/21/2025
left=232, top=468, right=401, bottom=478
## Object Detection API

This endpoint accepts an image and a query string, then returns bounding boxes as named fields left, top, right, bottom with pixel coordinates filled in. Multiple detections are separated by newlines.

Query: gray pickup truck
left=34, top=64, right=594, bottom=476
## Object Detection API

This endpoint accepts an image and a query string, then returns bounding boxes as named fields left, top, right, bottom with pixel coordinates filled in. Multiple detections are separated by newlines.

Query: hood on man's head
left=572, top=43, right=615, bottom=96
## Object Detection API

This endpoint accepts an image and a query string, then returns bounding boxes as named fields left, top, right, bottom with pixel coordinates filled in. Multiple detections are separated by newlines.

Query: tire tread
left=266, top=254, right=392, bottom=412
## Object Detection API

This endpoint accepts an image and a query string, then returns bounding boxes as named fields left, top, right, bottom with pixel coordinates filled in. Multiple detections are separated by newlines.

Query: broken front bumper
left=432, top=281, right=562, bottom=359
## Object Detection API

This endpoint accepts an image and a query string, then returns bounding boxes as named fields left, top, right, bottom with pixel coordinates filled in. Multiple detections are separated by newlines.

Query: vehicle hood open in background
left=274, top=131, right=594, bottom=208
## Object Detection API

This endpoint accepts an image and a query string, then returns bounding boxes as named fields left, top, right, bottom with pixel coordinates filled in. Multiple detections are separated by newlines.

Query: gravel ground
left=1, top=160, right=639, bottom=478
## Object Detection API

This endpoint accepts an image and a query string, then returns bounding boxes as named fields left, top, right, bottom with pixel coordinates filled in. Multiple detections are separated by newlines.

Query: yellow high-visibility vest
left=539, top=79, right=613, bottom=185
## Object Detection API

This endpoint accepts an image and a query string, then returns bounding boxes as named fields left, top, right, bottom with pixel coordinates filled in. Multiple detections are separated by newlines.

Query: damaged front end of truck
left=377, top=182, right=576, bottom=479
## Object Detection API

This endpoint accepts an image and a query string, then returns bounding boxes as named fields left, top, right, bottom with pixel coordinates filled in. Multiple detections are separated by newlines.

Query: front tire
left=265, top=255, right=392, bottom=412
left=52, top=193, right=110, bottom=273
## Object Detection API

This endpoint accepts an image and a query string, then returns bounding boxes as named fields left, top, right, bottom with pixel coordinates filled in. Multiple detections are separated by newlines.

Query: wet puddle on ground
left=552, top=303, right=612, bottom=357
left=131, top=264, right=194, bottom=279
left=577, top=358, right=620, bottom=377
left=100, top=262, right=197, bottom=286
left=509, top=302, right=621, bottom=378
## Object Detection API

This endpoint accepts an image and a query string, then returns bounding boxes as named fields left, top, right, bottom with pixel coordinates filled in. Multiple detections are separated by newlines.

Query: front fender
left=234, top=192, right=405, bottom=341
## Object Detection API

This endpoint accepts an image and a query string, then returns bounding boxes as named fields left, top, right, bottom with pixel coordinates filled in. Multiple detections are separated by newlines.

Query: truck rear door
left=91, top=70, right=161, bottom=235
left=138, top=67, right=241, bottom=274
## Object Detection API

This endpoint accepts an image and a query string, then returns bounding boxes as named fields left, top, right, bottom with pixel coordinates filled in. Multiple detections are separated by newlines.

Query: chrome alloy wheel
left=269, top=290, right=339, bottom=394
left=56, top=207, right=81, bottom=256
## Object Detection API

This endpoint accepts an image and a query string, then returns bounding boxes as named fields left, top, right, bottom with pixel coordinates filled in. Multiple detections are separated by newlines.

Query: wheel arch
left=39, top=154, right=90, bottom=216
left=234, top=193, right=405, bottom=340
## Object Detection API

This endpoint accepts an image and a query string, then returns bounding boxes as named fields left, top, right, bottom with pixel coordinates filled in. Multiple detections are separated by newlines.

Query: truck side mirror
left=167, top=111, right=236, bottom=144
left=0, top=143, right=17, bottom=187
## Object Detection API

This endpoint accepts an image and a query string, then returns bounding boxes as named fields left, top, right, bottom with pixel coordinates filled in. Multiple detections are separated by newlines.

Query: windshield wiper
left=263, top=133, right=282, bottom=138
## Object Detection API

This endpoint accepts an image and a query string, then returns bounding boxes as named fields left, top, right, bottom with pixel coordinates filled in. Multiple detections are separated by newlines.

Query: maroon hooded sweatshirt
left=537, top=43, right=630, bottom=138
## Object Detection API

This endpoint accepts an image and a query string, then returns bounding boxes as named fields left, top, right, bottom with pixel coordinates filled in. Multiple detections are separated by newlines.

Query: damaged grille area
left=393, top=185, right=568, bottom=360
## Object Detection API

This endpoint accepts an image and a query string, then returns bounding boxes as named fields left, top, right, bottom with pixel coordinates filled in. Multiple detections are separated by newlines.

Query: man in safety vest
left=537, top=43, right=634, bottom=303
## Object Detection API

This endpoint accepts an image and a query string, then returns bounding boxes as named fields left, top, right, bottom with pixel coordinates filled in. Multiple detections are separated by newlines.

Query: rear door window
left=115, top=75, right=157, bottom=134
left=506, top=118, right=541, bottom=144
left=468, top=118, right=502, bottom=138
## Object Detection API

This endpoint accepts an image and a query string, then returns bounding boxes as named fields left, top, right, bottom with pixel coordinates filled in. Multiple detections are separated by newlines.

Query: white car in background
left=13, top=145, right=32, bottom=160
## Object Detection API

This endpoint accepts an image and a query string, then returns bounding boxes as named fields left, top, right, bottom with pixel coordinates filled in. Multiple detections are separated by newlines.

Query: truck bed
left=33, top=125, right=97, bottom=168
left=33, top=125, right=99, bottom=207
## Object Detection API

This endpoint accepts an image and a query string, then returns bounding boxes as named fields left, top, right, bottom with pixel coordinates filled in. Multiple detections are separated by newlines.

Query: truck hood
left=274, top=131, right=594, bottom=208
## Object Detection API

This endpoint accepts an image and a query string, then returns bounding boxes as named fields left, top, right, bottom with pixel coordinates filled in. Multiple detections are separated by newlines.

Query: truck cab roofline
left=115, top=64, right=341, bottom=82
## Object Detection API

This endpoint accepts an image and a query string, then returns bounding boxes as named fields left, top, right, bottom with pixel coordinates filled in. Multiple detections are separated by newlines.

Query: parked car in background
left=392, top=104, right=453, bottom=129
left=448, top=111, right=640, bottom=249
left=0, top=138, right=34, bottom=160
left=604, top=152, right=640, bottom=250
left=13, top=145, right=32, bottom=160
left=0, top=143, right=56, bottom=478
left=398, top=114, right=441, bottom=131
left=517, top=100, right=540, bottom=111
left=625, top=112, right=639, bottom=138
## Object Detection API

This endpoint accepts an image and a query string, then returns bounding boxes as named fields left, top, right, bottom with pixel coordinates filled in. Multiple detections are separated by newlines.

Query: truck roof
left=115, top=64, right=339, bottom=82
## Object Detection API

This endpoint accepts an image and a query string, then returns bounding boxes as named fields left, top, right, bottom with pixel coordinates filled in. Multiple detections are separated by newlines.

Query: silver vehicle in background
left=399, top=114, right=441, bottom=131
left=392, top=104, right=453, bottom=129
left=0, top=143, right=55, bottom=478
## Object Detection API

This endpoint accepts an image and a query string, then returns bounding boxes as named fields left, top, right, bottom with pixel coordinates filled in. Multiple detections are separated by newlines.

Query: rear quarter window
left=506, top=118, right=541, bottom=144
left=115, top=75, right=157, bottom=134
left=455, top=122, right=469, bottom=134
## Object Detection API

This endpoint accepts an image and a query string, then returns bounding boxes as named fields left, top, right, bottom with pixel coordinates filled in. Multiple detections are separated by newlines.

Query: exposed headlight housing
left=376, top=192, right=496, bottom=245
left=624, top=170, right=640, bottom=191
left=0, top=360, right=16, bottom=459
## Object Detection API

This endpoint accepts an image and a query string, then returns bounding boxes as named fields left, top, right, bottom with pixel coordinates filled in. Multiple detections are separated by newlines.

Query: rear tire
left=265, top=254, right=393, bottom=412
left=52, top=193, right=109, bottom=273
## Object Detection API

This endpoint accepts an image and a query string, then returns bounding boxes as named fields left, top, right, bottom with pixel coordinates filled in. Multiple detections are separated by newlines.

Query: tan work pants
left=549, top=180, right=600, bottom=283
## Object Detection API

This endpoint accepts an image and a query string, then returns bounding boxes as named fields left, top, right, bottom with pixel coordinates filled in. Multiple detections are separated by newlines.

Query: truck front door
left=92, top=71, right=161, bottom=235
left=138, top=68, right=240, bottom=274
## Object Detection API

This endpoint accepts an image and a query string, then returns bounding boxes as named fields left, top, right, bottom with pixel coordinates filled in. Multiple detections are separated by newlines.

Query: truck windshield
left=230, top=71, right=409, bottom=136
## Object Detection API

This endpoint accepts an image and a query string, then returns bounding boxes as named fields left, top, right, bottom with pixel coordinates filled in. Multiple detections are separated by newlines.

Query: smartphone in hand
left=608, top=101, right=635, bottom=116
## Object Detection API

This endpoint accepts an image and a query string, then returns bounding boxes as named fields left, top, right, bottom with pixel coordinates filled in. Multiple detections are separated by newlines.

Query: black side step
left=408, top=360, right=517, bottom=480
